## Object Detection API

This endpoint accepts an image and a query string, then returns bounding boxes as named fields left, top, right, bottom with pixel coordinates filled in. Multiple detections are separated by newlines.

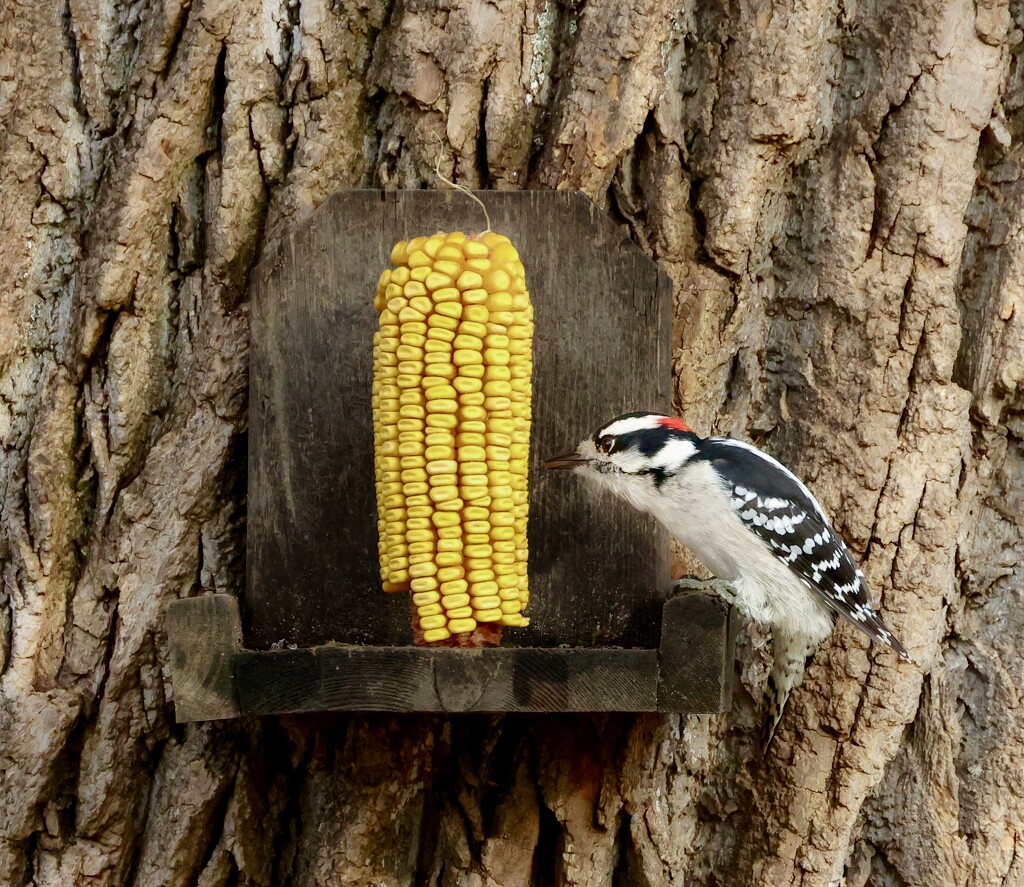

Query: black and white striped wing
left=698, top=438, right=909, bottom=660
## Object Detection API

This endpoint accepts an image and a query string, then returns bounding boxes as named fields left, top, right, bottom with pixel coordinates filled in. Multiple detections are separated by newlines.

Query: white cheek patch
left=649, top=438, right=697, bottom=471
left=611, top=449, right=650, bottom=474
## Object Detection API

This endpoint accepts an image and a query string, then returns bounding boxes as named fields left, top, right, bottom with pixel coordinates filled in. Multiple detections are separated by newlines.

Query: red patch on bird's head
left=658, top=416, right=692, bottom=433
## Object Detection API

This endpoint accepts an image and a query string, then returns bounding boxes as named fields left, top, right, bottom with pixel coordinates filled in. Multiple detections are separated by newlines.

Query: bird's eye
left=597, top=435, right=614, bottom=454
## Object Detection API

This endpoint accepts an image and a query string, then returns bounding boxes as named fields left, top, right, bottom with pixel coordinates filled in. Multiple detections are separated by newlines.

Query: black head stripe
left=613, top=428, right=674, bottom=458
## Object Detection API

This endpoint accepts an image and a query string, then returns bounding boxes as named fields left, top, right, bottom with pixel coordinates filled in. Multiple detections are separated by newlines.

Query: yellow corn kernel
left=413, top=590, right=441, bottom=606
left=425, top=445, right=454, bottom=460
left=435, top=501, right=466, bottom=516
left=420, top=614, right=447, bottom=630
left=429, top=487, right=459, bottom=504
left=453, top=377, right=482, bottom=394
left=454, top=334, right=483, bottom=351
left=427, top=399, right=458, bottom=415
left=475, top=609, right=503, bottom=623
left=426, top=459, right=458, bottom=475
left=463, top=240, right=489, bottom=258
left=409, top=562, right=438, bottom=578
left=424, top=364, right=456, bottom=381
left=433, top=259, right=463, bottom=278
left=428, top=314, right=459, bottom=332
left=427, top=414, right=459, bottom=429
left=438, top=566, right=465, bottom=582
left=408, top=552, right=436, bottom=566
left=441, top=578, right=469, bottom=596
left=427, top=326, right=456, bottom=343
left=431, top=286, right=460, bottom=303
left=455, top=270, right=483, bottom=290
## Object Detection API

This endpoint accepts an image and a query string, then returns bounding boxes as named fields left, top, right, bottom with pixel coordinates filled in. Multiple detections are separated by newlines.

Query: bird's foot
left=670, top=578, right=739, bottom=608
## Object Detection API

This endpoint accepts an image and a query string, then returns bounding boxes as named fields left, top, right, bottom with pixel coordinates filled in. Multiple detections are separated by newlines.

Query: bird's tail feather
left=853, top=608, right=912, bottom=662
left=761, top=630, right=820, bottom=751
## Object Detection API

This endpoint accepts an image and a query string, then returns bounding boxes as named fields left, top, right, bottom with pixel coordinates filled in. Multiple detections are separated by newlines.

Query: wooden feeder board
left=167, top=190, right=735, bottom=721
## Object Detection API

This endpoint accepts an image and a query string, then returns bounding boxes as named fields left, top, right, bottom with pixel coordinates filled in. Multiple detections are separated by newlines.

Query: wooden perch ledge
left=166, top=580, right=735, bottom=722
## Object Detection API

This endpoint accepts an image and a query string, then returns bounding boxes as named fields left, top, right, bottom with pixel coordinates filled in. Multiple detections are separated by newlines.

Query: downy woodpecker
left=545, top=411, right=910, bottom=745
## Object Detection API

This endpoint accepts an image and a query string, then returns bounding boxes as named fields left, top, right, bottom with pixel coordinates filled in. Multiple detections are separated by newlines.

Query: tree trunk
left=2, top=0, right=1022, bottom=883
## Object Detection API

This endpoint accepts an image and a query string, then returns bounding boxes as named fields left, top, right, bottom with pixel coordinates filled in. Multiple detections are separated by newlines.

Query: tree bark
left=2, top=0, right=1022, bottom=884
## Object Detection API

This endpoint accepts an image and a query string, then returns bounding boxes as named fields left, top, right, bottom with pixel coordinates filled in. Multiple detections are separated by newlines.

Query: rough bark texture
left=1, top=0, right=1022, bottom=883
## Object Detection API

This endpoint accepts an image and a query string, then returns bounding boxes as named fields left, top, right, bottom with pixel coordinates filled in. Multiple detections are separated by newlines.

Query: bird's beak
left=543, top=453, right=588, bottom=470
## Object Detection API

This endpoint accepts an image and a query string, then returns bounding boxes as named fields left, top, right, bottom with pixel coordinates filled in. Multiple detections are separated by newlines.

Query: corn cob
left=372, top=230, right=533, bottom=643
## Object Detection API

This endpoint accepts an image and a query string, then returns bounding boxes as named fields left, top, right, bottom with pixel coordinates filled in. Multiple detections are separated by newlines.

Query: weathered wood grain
left=166, top=595, right=243, bottom=722
left=248, top=189, right=672, bottom=649
left=234, top=645, right=659, bottom=714
left=168, top=588, right=732, bottom=717
left=658, top=581, right=736, bottom=714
